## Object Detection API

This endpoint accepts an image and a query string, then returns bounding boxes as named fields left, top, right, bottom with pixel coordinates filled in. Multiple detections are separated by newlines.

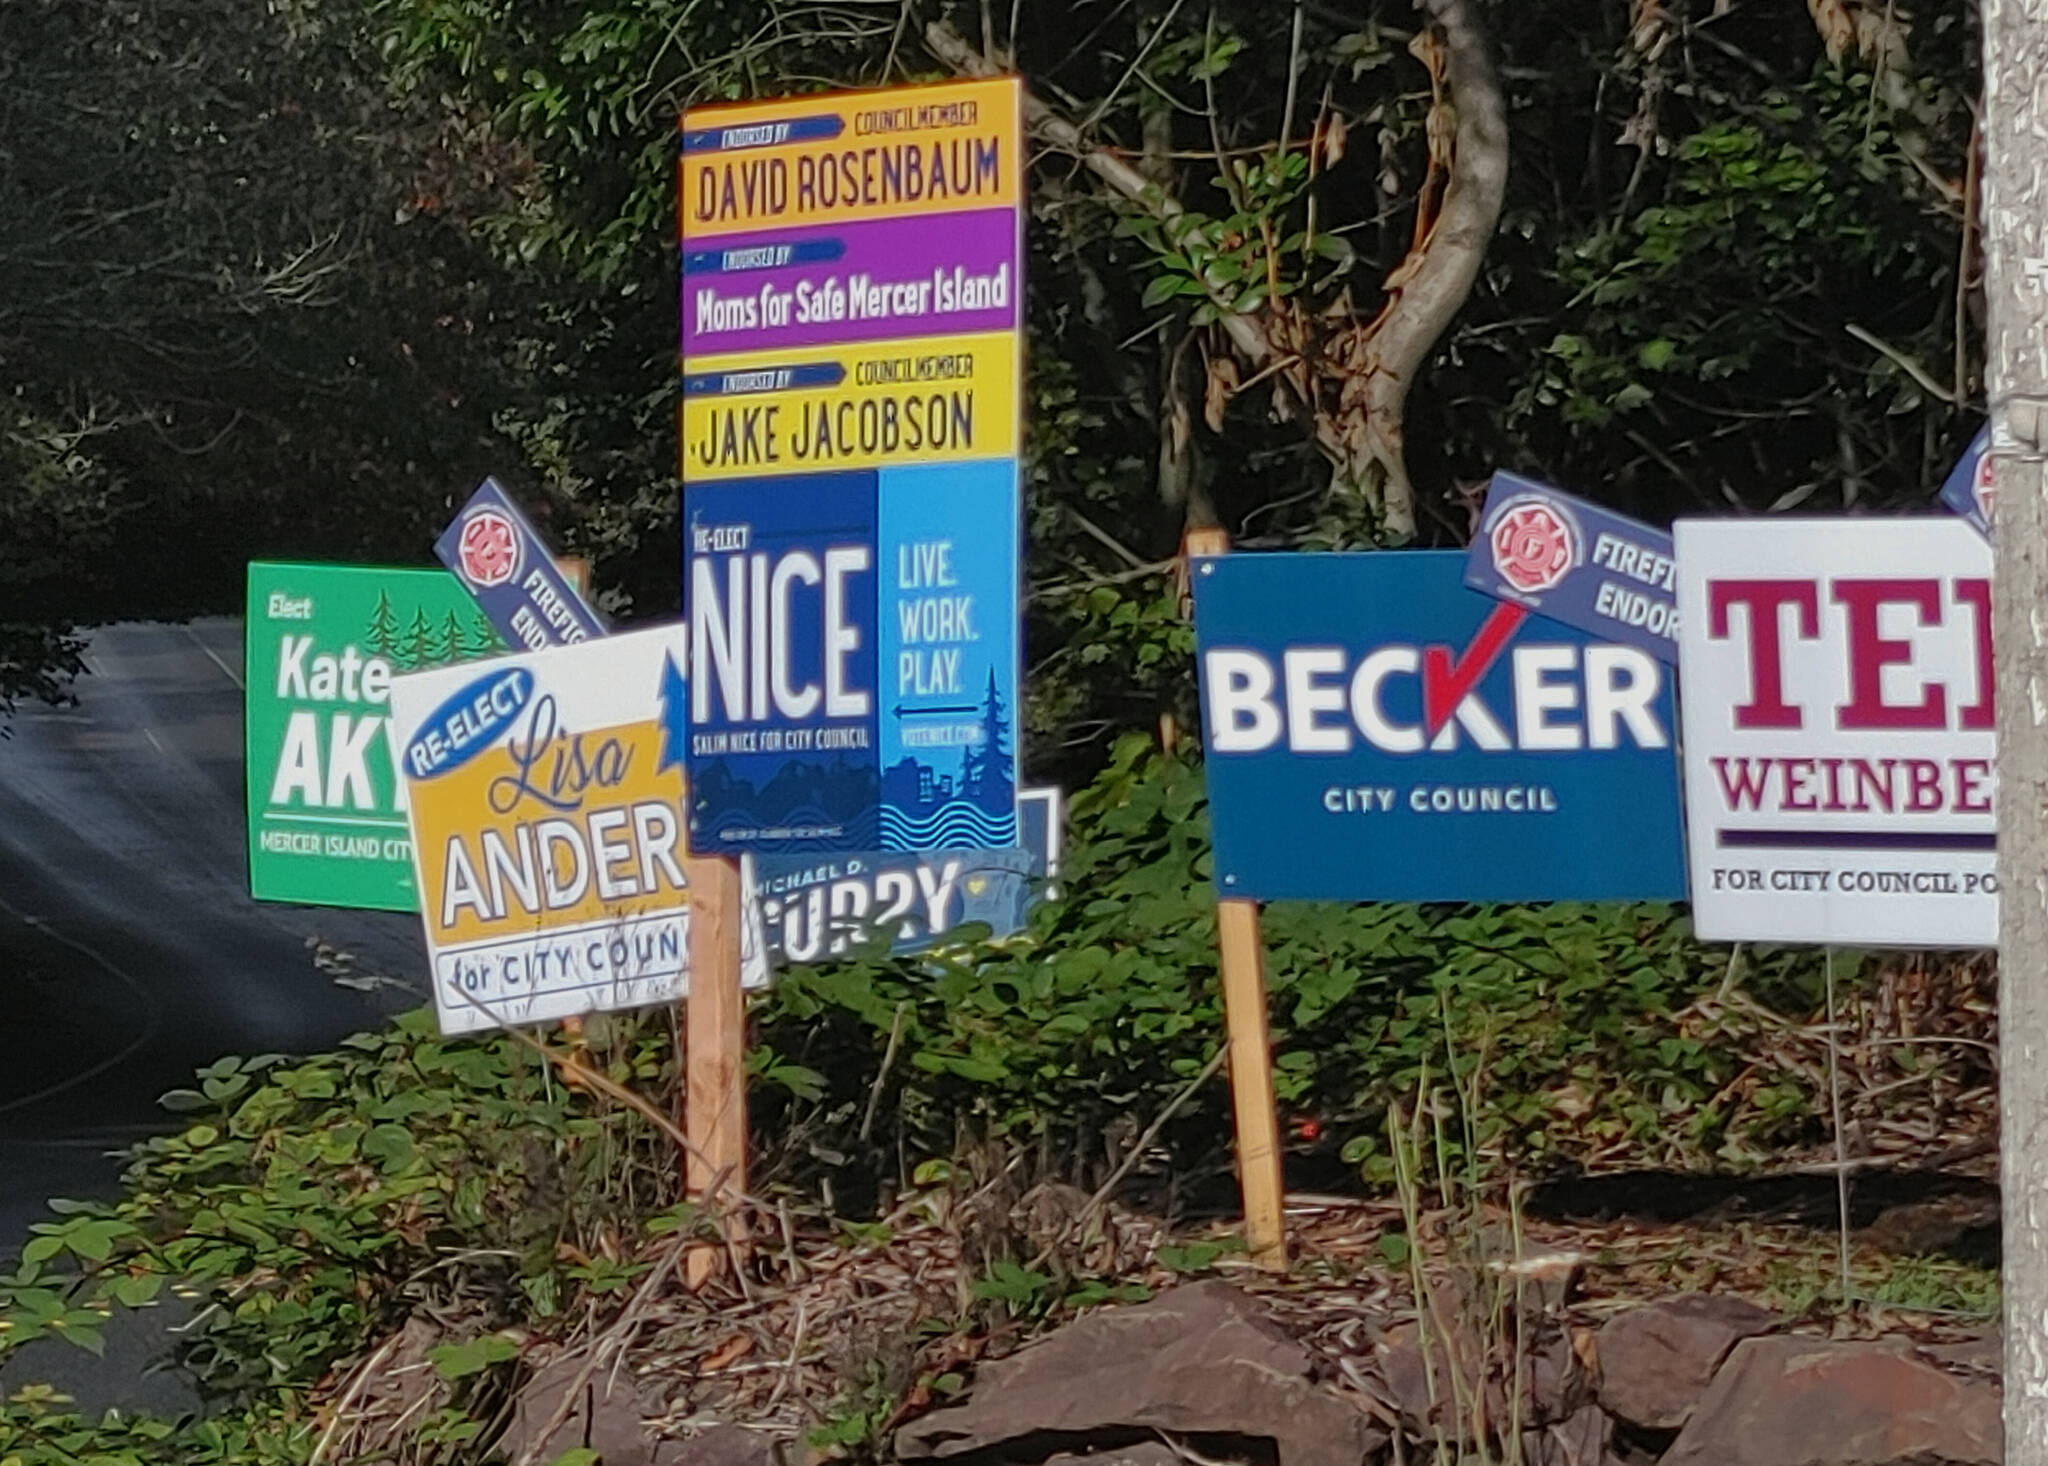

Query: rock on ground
left=1593, top=1293, right=1776, bottom=1432
left=1661, top=1335, right=2001, bottom=1466
left=500, top=1348, right=780, bottom=1466
left=895, top=1280, right=1385, bottom=1466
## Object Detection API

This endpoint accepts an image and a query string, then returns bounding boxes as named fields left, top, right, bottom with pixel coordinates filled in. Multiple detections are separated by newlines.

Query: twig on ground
left=861, top=1002, right=910, bottom=1143
left=1029, top=1046, right=1229, bottom=1271
left=765, top=1299, right=807, bottom=1409
left=309, top=1329, right=404, bottom=1466
left=517, top=1245, right=685, bottom=1466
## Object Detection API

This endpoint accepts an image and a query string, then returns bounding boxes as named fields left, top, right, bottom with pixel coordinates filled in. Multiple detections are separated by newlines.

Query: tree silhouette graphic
left=657, top=652, right=688, bottom=774
left=364, top=591, right=400, bottom=660
left=960, top=670, right=1013, bottom=815
left=399, top=607, right=434, bottom=670
left=464, top=613, right=502, bottom=659
left=436, top=610, right=466, bottom=668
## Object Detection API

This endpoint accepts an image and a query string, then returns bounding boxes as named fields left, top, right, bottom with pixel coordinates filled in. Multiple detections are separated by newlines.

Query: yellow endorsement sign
left=679, top=77, right=1021, bottom=238
left=387, top=625, right=768, bottom=1035
left=680, top=330, right=1017, bottom=480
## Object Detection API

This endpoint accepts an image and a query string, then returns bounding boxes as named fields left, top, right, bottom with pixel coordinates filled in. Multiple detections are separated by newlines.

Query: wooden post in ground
left=683, top=852, right=748, bottom=1288
left=1215, top=895, right=1288, bottom=1269
left=1184, top=524, right=1288, bottom=1271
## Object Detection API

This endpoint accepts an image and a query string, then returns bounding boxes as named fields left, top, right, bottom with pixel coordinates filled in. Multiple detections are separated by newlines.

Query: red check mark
left=1421, top=602, right=1528, bottom=739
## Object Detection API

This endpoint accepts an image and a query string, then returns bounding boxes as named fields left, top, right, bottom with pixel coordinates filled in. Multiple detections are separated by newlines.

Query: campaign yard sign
left=679, top=77, right=1025, bottom=857
left=435, top=478, right=607, bottom=650
left=683, top=210, right=1016, bottom=356
left=679, top=83, right=1019, bottom=237
left=1936, top=426, right=1994, bottom=540
left=682, top=462, right=1018, bottom=853
left=1674, top=518, right=1995, bottom=947
left=247, top=562, right=506, bottom=910
left=679, top=334, right=1019, bottom=480
left=1463, top=472, right=1678, bottom=663
left=750, top=785, right=1062, bottom=963
left=388, top=625, right=768, bottom=1035
left=1193, top=552, right=1686, bottom=903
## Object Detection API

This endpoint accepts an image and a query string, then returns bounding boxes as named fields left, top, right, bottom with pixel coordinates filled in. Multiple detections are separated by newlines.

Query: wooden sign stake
left=1216, top=897, right=1288, bottom=1269
left=1185, top=525, right=1288, bottom=1271
left=683, top=852, right=749, bottom=1288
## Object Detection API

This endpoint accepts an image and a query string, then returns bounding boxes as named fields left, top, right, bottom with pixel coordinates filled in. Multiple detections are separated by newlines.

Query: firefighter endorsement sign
left=680, top=76, right=1024, bottom=857
left=388, top=627, right=768, bottom=1035
left=1463, top=472, right=1677, bottom=663
left=1674, top=518, right=1996, bottom=947
left=434, top=477, right=607, bottom=650
left=247, top=562, right=506, bottom=910
left=1936, top=425, right=1995, bottom=541
left=1192, top=552, right=1686, bottom=903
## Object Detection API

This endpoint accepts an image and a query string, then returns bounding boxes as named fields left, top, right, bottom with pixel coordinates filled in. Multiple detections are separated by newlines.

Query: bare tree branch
left=925, top=17, right=1275, bottom=368
left=1347, top=0, right=1509, bottom=536
left=927, top=0, right=1508, bottom=543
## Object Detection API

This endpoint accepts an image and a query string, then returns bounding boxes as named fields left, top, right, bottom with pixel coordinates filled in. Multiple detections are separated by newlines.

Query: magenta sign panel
left=680, top=206, right=1019, bottom=358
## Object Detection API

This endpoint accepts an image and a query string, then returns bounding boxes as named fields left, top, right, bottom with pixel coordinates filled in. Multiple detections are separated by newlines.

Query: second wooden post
left=683, top=853, right=748, bottom=1287
left=1185, top=524, right=1288, bottom=1271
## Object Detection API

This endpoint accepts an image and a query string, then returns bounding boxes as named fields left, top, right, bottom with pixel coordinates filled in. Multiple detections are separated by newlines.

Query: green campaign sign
left=246, top=562, right=506, bottom=910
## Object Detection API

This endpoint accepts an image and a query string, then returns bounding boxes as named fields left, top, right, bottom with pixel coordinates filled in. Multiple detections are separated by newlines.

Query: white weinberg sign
left=1674, top=518, right=1995, bottom=947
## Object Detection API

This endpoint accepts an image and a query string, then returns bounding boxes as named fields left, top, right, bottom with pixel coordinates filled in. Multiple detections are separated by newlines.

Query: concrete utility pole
left=1984, top=2, right=2048, bottom=1454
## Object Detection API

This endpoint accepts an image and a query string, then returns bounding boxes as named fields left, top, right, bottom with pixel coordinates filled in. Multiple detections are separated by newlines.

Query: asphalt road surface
left=0, top=619, right=424, bottom=1249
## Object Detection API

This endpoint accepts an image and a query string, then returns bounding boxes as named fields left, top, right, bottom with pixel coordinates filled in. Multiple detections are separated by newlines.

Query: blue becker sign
left=684, top=462, right=1019, bottom=855
left=1193, top=552, right=1686, bottom=903
left=1462, top=472, right=1677, bottom=663
left=435, top=478, right=608, bottom=650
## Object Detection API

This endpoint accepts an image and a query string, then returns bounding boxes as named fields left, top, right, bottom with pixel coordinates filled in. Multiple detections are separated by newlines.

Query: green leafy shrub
left=2, top=737, right=1853, bottom=1465
left=752, top=735, right=1840, bottom=1197
left=0, top=1386, right=312, bottom=1464
left=0, top=1012, right=692, bottom=1389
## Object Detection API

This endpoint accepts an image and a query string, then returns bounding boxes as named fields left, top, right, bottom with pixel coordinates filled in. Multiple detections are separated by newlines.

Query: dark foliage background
left=0, top=0, right=1980, bottom=778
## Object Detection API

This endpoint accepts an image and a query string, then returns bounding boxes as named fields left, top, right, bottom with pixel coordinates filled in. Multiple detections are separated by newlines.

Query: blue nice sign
left=435, top=478, right=607, bottom=649
left=1462, top=472, right=1676, bottom=664
left=1193, top=552, right=1686, bottom=903
left=684, top=463, right=1019, bottom=855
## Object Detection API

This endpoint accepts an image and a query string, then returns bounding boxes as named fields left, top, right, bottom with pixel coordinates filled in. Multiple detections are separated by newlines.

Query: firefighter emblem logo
left=1487, top=496, right=1580, bottom=595
left=457, top=509, right=520, bottom=589
left=1973, top=451, right=1997, bottom=527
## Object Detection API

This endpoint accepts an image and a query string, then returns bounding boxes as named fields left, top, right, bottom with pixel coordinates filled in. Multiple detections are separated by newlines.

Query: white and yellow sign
left=388, top=625, right=767, bottom=1034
